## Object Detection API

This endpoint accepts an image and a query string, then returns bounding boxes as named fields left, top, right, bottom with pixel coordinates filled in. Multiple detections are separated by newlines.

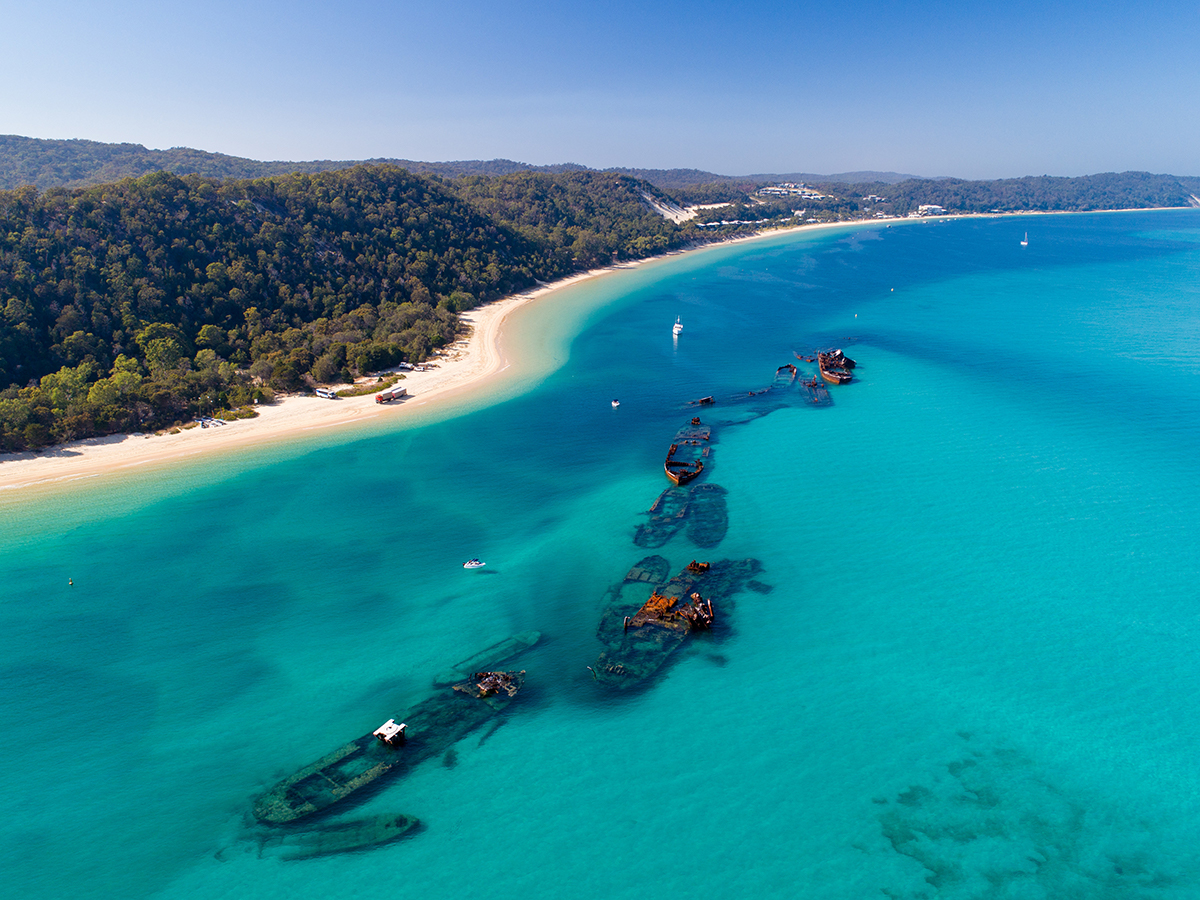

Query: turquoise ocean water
left=5, top=209, right=1200, bottom=899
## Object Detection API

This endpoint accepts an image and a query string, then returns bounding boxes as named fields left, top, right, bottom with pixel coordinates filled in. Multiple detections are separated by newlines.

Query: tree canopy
left=0, top=165, right=697, bottom=450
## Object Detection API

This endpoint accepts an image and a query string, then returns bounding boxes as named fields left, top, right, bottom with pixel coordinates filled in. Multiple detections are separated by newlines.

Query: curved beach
left=6, top=209, right=1088, bottom=497
left=0, top=211, right=1111, bottom=497
left=0, top=222, right=851, bottom=496
left=0, top=286, right=534, bottom=494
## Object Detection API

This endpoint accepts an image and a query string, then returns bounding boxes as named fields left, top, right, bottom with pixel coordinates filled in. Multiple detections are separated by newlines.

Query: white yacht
left=672, top=316, right=683, bottom=335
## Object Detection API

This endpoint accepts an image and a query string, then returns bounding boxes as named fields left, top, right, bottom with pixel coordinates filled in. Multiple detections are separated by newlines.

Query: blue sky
left=2, top=0, right=1197, bottom=178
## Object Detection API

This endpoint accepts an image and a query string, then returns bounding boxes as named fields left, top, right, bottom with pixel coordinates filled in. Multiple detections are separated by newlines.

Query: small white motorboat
left=672, top=316, right=683, bottom=335
left=463, top=558, right=486, bottom=569
left=611, top=399, right=620, bottom=408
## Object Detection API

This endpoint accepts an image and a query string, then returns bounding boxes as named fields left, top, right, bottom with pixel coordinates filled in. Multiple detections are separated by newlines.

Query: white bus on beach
left=314, top=388, right=338, bottom=399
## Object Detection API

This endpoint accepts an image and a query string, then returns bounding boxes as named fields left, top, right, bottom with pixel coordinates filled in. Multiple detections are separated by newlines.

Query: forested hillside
left=0, top=135, right=590, bottom=192
left=455, top=171, right=683, bottom=264
left=0, top=166, right=694, bottom=451
left=0, top=135, right=908, bottom=195
left=3, top=142, right=1198, bottom=454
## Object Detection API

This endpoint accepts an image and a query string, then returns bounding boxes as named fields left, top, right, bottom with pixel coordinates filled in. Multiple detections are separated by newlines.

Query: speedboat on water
left=463, top=559, right=486, bottom=569
left=672, top=316, right=683, bottom=335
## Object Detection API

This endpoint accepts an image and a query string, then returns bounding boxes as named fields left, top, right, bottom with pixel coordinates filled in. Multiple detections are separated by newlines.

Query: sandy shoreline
left=0, top=247, right=690, bottom=494
left=0, top=208, right=1179, bottom=496
left=0, top=221, right=823, bottom=496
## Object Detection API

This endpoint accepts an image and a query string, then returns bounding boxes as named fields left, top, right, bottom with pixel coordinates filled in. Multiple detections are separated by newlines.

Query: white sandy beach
left=0, top=277, right=551, bottom=494
left=0, top=212, right=1058, bottom=496
left=0, top=248, right=688, bottom=494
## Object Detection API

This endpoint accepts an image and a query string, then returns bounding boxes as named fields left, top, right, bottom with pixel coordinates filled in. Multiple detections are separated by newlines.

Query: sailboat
left=672, top=316, right=683, bottom=336
left=1020, top=232, right=1028, bottom=247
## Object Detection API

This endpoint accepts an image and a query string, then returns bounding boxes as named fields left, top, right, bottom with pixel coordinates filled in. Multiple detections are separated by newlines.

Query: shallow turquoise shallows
left=6, top=210, right=1200, bottom=899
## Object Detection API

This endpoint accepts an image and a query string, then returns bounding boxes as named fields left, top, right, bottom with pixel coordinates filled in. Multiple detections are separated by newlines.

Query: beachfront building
left=757, top=182, right=829, bottom=200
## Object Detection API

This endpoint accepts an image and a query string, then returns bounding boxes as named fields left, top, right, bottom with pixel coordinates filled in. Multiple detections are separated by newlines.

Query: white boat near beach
left=1020, top=232, right=1028, bottom=247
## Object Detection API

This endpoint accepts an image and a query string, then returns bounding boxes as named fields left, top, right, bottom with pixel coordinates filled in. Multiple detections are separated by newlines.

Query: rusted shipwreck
left=664, top=417, right=711, bottom=485
left=798, top=374, right=831, bottom=405
left=591, top=556, right=763, bottom=690
left=817, top=349, right=856, bottom=385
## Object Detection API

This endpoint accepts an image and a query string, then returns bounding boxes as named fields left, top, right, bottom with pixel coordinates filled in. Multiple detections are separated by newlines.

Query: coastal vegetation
left=1, top=135, right=1198, bottom=453
left=0, top=166, right=695, bottom=450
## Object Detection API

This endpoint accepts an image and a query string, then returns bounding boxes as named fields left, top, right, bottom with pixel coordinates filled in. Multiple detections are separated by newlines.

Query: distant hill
left=747, top=170, right=922, bottom=185
left=0, top=134, right=920, bottom=193
left=845, top=172, right=1200, bottom=215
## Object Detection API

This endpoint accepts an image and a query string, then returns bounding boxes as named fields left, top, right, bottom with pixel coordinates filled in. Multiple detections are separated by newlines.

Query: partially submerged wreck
left=635, top=482, right=728, bottom=549
left=664, top=417, right=711, bottom=485
left=433, top=630, right=541, bottom=686
left=686, top=483, right=728, bottom=548
left=818, top=349, right=855, bottom=385
left=798, top=375, right=831, bottom=405
left=253, top=665, right=531, bottom=824
left=274, top=813, right=421, bottom=861
left=592, top=557, right=763, bottom=690
left=635, top=487, right=690, bottom=548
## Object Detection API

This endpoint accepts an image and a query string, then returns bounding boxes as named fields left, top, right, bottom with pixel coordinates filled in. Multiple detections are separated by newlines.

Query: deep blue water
left=5, top=210, right=1200, bottom=899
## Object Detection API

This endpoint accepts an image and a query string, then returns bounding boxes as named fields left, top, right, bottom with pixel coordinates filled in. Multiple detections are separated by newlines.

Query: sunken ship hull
left=635, top=488, right=690, bottom=548
left=433, top=630, right=541, bottom=686
left=253, top=672, right=525, bottom=824
left=664, top=418, right=711, bottom=485
left=798, top=376, right=831, bottom=405
left=817, top=349, right=855, bottom=385
left=686, top=483, right=729, bottom=548
left=592, top=557, right=762, bottom=690
left=277, top=813, right=420, bottom=860
left=635, top=483, right=728, bottom=549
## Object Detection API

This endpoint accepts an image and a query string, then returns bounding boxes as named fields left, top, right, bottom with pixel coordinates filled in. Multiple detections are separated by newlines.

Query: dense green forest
left=455, top=171, right=682, bottom=263
left=0, top=166, right=697, bottom=451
